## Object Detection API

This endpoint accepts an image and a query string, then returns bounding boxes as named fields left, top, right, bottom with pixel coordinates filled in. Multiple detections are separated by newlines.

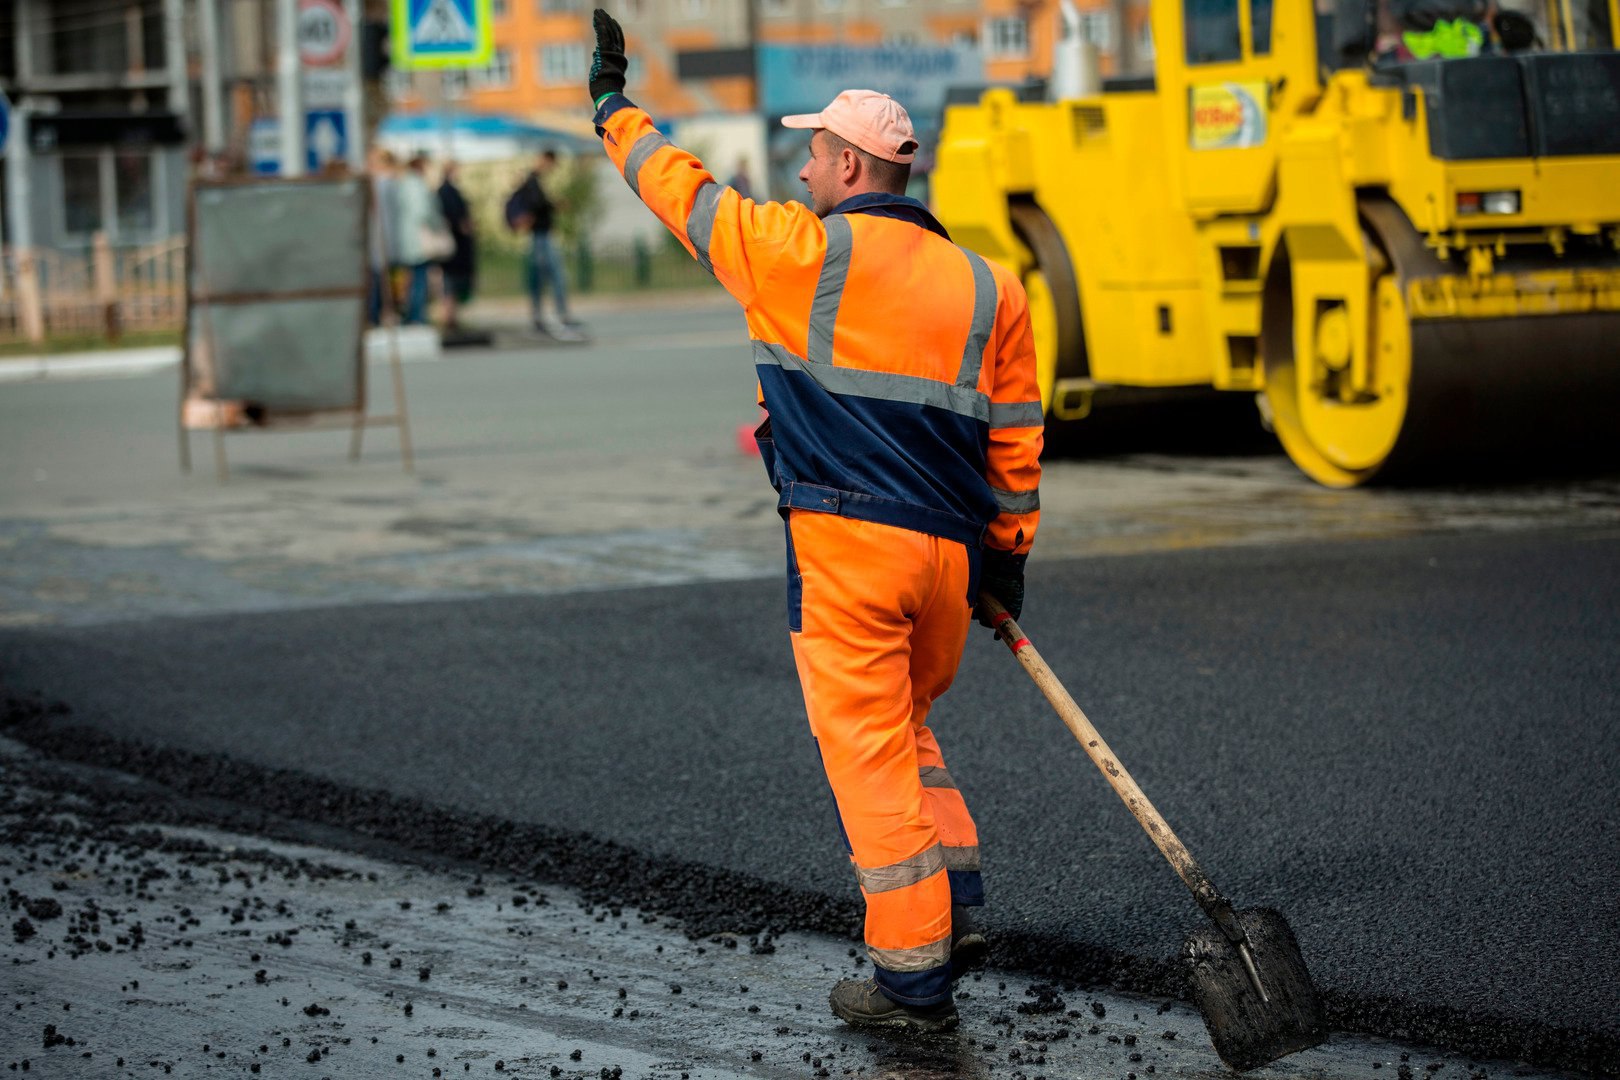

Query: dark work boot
left=828, top=978, right=958, bottom=1033
left=951, top=905, right=988, bottom=980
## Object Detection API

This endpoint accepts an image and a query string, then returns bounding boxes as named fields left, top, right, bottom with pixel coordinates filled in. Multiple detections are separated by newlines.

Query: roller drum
left=1387, top=313, right=1620, bottom=480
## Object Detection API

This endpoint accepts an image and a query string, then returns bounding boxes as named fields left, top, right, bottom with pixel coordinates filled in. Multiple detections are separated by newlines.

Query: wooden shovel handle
left=979, top=592, right=1233, bottom=927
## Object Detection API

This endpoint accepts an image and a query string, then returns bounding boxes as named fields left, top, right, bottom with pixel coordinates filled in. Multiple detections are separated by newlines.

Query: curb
left=0, top=347, right=180, bottom=384
left=0, top=327, right=445, bottom=386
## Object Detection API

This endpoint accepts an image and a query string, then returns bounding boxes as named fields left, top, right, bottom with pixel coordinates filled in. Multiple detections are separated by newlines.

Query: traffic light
left=361, top=19, right=391, bottom=78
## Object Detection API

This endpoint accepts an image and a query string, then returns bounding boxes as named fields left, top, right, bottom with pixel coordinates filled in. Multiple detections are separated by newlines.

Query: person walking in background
left=509, top=149, right=584, bottom=340
left=437, top=161, right=478, bottom=335
left=586, top=8, right=1042, bottom=1032
left=367, top=148, right=399, bottom=325
left=393, top=153, right=450, bottom=325
left=725, top=156, right=754, bottom=200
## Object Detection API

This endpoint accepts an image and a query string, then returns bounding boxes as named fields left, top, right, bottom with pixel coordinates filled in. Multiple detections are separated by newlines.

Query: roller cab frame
left=931, top=0, right=1620, bottom=486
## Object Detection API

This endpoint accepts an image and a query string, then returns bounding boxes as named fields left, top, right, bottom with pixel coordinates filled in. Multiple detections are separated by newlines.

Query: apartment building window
left=540, top=43, right=588, bottom=84
left=384, top=69, right=413, bottom=102
left=471, top=47, right=514, bottom=88
left=1078, top=10, right=1114, bottom=50
left=61, top=155, right=104, bottom=237
left=539, top=0, right=584, bottom=11
left=442, top=69, right=470, bottom=98
left=59, top=150, right=158, bottom=241
left=985, top=16, right=1030, bottom=58
left=491, top=0, right=507, bottom=14
left=115, top=152, right=156, bottom=237
left=949, top=29, right=978, bottom=47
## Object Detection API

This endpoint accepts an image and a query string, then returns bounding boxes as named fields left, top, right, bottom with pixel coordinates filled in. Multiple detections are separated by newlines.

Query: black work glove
left=975, top=549, right=1027, bottom=628
left=589, top=9, right=628, bottom=107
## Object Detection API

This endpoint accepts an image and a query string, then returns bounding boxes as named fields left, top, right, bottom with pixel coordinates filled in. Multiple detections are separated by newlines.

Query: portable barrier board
left=180, top=176, right=412, bottom=480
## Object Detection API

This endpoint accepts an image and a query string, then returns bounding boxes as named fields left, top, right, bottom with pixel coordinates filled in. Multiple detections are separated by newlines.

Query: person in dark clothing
left=437, top=161, right=477, bottom=333
left=511, top=149, right=584, bottom=339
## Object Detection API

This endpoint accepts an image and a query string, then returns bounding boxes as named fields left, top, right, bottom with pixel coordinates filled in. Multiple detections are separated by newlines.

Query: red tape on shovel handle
left=980, top=593, right=1030, bottom=654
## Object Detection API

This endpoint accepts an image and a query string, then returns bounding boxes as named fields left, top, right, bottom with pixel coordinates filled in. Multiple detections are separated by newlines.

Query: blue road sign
left=249, top=118, right=282, bottom=175
left=306, top=110, right=348, bottom=171
left=248, top=112, right=348, bottom=175
left=392, top=0, right=492, bottom=70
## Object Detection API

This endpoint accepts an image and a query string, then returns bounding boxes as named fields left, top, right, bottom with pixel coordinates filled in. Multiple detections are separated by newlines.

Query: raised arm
left=588, top=8, right=819, bottom=309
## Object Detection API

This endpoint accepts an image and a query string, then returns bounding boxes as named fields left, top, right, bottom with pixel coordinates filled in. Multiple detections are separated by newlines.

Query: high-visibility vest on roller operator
left=592, top=93, right=1044, bottom=582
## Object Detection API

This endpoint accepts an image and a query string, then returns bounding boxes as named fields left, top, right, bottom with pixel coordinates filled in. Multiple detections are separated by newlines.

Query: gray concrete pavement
left=3, top=305, right=1616, bottom=629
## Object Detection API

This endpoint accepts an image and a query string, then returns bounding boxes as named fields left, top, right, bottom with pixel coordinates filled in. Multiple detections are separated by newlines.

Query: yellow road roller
left=932, top=0, right=1620, bottom=485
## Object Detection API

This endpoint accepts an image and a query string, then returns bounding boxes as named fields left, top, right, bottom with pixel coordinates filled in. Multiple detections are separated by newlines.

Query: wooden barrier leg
left=212, top=401, right=230, bottom=483
left=178, top=376, right=192, bottom=475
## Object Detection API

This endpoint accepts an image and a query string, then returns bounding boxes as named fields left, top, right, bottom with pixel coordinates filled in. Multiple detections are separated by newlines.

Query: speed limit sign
left=297, top=0, right=351, bottom=67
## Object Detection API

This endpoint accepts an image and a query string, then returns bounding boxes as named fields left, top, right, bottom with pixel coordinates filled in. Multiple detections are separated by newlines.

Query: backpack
left=504, top=184, right=531, bottom=232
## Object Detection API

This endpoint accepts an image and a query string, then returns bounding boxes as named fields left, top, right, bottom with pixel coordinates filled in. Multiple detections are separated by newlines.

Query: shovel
left=979, top=593, right=1327, bottom=1071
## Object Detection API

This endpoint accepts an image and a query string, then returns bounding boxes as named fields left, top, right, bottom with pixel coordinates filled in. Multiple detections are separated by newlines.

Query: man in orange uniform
left=589, top=9, right=1042, bottom=1032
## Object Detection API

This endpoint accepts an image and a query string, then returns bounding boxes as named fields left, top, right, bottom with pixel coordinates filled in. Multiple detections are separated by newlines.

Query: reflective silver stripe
left=868, top=936, right=952, bottom=973
left=956, top=249, right=999, bottom=389
left=854, top=843, right=945, bottom=895
left=755, top=340, right=989, bottom=422
left=686, top=182, right=723, bottom=276
left=623, top=132, right=672, bottom=199
left=807, top=214, right=853, bottom=366
left=919, top=765, right=957, bottom=790
left=942, top=845, right=981, bottom=872
left=992, top=486, right=1040, bottom=514
left=990, top=400, right=1045, bottom=429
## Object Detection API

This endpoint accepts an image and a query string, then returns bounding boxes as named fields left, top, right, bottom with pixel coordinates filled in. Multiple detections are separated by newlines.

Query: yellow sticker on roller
left=1189, top=82, right=1269, bottom=150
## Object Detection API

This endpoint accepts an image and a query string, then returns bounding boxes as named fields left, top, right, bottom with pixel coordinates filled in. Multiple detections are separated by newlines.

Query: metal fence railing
left=478, top=234, right=720, bottom=299
left=0, top=236, right=188, bottom=345
left=0, top=232, right=718, bottom=348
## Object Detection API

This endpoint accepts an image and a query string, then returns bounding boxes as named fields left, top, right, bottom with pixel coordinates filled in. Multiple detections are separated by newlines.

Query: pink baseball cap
left=781, top=89, right=919, bottom=164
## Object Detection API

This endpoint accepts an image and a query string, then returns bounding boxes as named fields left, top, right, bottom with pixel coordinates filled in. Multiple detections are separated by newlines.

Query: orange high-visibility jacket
left=595, top=94, right=1042, bottom=560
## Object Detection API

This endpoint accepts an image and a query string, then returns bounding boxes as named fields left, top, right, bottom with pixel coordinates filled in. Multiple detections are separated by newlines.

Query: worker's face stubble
left=798, top=131, right=848, bottom=218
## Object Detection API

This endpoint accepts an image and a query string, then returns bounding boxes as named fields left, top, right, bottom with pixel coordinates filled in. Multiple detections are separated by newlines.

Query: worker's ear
left=839, top=146, right=860, bottom=184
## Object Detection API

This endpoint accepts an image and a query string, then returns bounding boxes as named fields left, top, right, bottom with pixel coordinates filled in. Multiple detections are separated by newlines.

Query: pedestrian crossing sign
left=391, top=0, right=493, bottom=70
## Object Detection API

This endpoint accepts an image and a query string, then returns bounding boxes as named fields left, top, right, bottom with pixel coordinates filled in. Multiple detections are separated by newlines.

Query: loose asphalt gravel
left=10, top=734, right=1543, bottom=1079
left=2, top=525, right=1616, bottom=1074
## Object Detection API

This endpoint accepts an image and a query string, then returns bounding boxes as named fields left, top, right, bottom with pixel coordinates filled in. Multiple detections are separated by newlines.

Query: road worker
left=587, top=9, right=1042, bottom=1032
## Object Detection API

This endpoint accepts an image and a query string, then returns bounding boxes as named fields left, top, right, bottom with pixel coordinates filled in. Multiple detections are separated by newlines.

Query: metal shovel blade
left=1184, top=907, right=1328, bottom=1071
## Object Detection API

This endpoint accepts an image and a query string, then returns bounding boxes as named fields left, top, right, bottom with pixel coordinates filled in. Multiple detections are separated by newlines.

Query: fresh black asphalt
left=3, top=526, right=1616, bottom=1072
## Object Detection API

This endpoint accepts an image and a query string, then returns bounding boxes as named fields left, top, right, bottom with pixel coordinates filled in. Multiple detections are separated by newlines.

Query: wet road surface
left=0, top=737, right=1580, bottom=1079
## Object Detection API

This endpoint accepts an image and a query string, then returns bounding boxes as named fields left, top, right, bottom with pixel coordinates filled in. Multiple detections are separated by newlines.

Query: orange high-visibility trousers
left=786, top=510, right=982, bottom=1007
